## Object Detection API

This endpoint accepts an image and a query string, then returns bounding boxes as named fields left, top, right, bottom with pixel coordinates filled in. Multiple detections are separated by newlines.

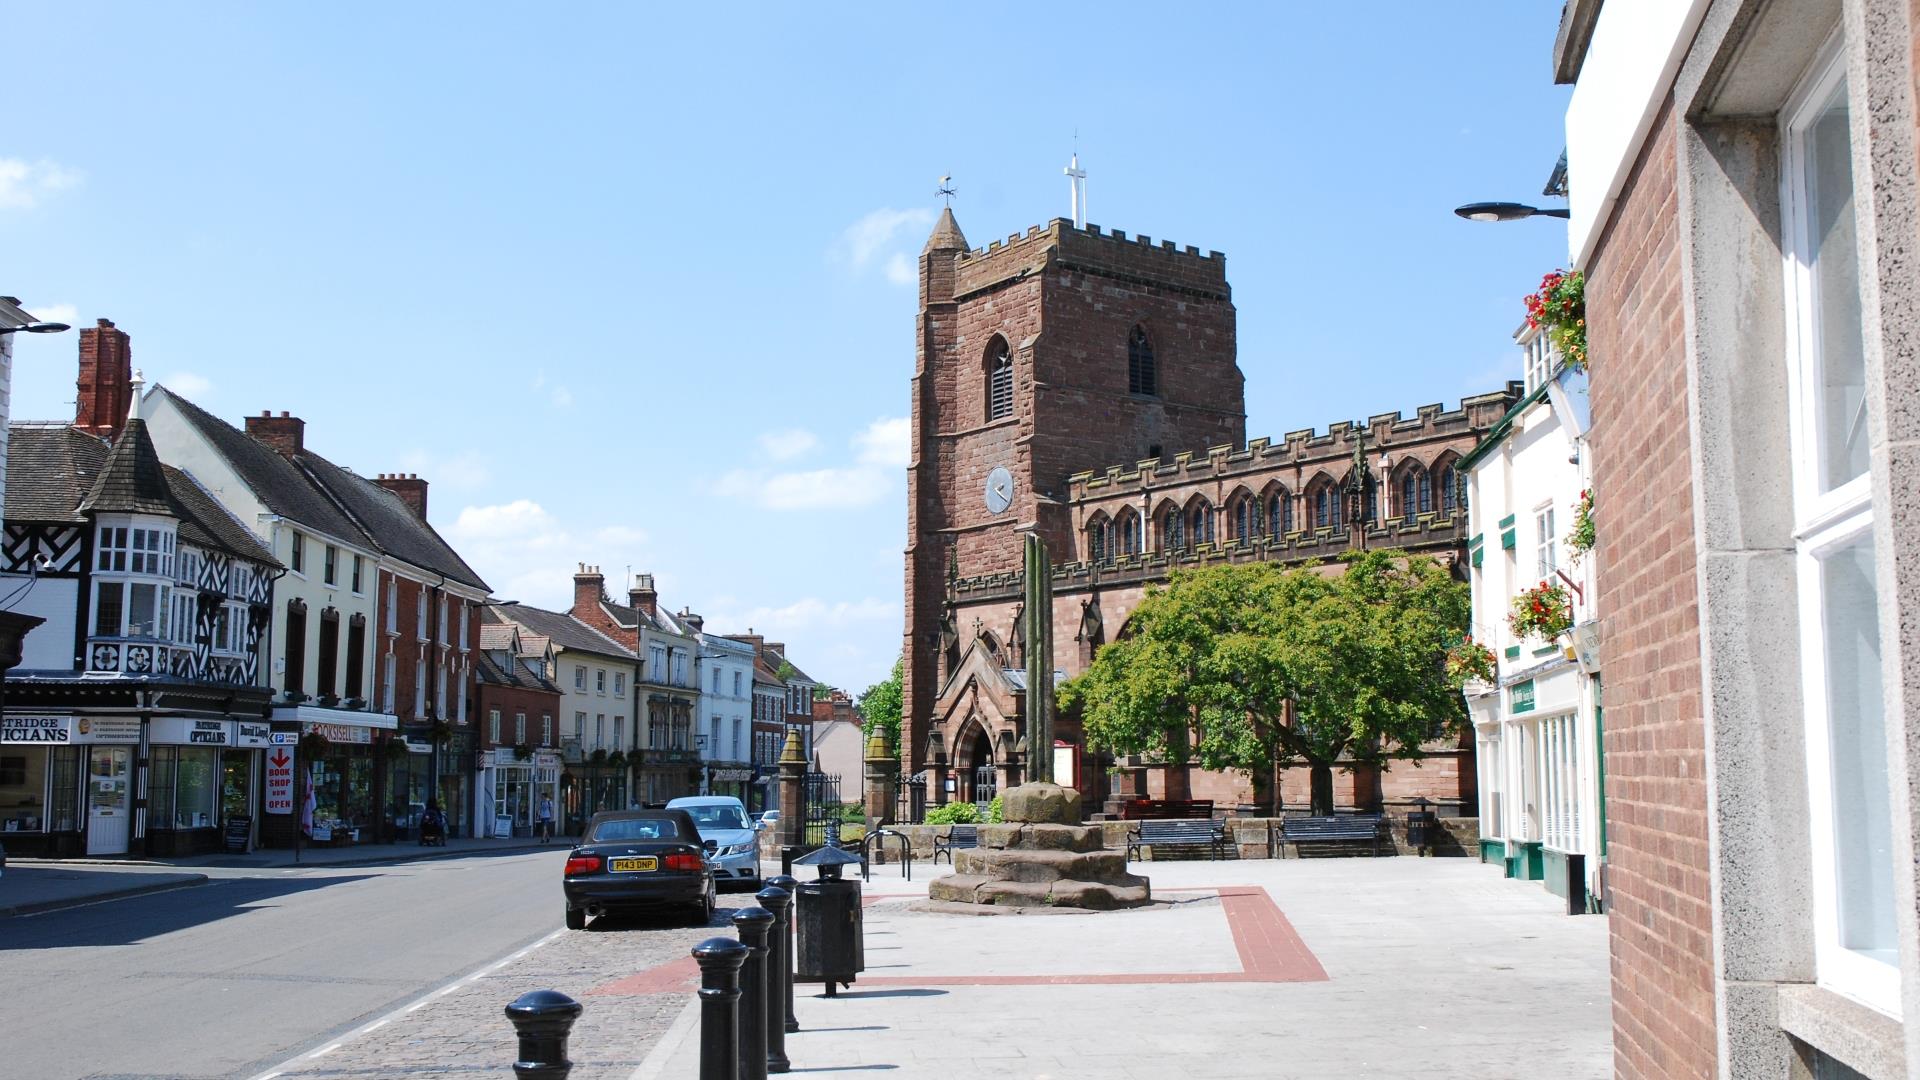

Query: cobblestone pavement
left=264, top=896, right=761, bottom=1080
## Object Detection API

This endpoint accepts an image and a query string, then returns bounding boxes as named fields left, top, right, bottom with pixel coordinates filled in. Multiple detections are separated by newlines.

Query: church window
left=1439, top=465, right=1459, bottom=517
left=1234, top=500, right=1250, bottom=543
left=1088, top=519, right=1111, bottom=565
left=1313, top=486, right=1343, bottom=531
left=1116, top=510, right=1141, bottom=558
left=1128, top=326, right=1156, bottom=396
left=1190, top=503, right=1214, bottom=546
left=1162, top=509, right=1185, bottom=553
left=986, top=340, right=1013, bottom=422
left=1401, top=467, right=1432, bottom=523
left=1268, top=491, right=1292, bottom=535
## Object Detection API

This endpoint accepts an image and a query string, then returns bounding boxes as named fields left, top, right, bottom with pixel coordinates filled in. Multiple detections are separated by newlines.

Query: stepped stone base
left=932, top=782, right=1152, bottom=911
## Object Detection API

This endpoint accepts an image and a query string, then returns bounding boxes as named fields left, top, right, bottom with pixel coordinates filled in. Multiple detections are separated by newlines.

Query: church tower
left=901, top=210, right=1245, bottom=775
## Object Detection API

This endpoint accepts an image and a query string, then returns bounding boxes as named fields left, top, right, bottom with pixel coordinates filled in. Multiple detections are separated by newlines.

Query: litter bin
left=792, top=837, right=865, bottom=997
left=1405, top=802, right=1437, bottom=854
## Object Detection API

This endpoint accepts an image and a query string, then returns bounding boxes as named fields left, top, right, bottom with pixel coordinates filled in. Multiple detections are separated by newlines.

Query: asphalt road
left=0, top=848, right=571, bottom=1080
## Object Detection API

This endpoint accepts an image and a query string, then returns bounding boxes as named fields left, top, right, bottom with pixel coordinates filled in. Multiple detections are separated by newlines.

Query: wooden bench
left=1118, top=798, right=1215, bottom=820
left=1126, top=818, right=1230, bottom=861
left=931, top=824, right=978, bottom=865
left=1280, top=814, right=1387, bottom=857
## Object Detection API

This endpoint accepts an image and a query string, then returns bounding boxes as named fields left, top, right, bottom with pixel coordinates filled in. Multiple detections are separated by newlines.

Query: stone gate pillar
left=926, top=731, right=949, bottom=807
left=864, top=730, right=898, bottom=825
left=776, top=729, right=806, bottom=850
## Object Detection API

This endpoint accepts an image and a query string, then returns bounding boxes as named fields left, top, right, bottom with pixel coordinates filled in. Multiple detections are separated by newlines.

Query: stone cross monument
left=1023, top=531, right=1055, bottom=784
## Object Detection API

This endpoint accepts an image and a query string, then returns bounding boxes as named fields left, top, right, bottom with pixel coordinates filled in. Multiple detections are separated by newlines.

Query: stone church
left=901, top=208, right=1520, bottom=816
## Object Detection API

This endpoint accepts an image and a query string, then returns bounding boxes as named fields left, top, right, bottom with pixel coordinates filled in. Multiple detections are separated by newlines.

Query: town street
left=0, top=849, right=583, bottom=1080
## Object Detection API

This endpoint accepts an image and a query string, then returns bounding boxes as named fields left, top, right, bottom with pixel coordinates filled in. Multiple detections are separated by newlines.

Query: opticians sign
left=150, top=718, right=232, bottom=746
left=1, top=716, right=71, bottom=743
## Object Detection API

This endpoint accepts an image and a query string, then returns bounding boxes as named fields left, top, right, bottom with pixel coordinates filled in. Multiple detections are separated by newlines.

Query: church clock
left=984, top=466, right=1013, bottom=514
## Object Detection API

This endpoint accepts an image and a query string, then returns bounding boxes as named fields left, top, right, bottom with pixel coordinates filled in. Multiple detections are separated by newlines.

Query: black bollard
left=693, top=937, right=748, bottom=1080
left=733, top=905, right=775, bottom=1080
left=767, top=874, right=801, bottom=1033
left=756, top=885, right=794, bottom=1073
left=503, top=989, right=584, bottom=1080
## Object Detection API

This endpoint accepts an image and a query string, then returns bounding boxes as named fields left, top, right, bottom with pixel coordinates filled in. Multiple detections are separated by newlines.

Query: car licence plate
left=609, top=857, right=658, bottom=873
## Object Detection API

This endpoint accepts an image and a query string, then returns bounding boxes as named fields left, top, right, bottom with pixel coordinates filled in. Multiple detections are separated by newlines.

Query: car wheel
left=699, top=880, right=717, bottom=924
left=565, top=905, right=586, bottom=931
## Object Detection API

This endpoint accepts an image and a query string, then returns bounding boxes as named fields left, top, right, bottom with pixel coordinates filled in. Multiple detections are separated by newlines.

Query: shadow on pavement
left=0, top=873, right=377, bottom=950
left=810, top=988, right=946, bottom=999
left=583, top=899, right=762, bottom=934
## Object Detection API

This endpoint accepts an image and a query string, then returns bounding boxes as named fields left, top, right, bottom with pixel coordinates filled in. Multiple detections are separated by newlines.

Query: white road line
left=243, top=926, right=567, bottom=1080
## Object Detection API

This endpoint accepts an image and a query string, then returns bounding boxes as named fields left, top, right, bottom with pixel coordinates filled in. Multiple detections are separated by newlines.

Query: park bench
left=1117, top=798, right=1215, bottom=820
left=1126, top=817, right=1231, bottom=861
left=931, top=823, right=978, bottom=865
left=1279, top=814, right=1387, bottom=857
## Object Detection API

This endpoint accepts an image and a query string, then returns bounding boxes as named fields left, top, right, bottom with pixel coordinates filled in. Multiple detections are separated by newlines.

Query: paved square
left=635, top=858, right=1611, bottom=1079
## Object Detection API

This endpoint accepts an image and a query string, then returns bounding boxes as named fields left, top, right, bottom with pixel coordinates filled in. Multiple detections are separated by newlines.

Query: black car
left=563, top=809, right=716, bottom=929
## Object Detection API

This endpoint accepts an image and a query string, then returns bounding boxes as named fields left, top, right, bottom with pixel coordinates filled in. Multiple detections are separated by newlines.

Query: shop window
left=0, top=751, right=46, bottom=832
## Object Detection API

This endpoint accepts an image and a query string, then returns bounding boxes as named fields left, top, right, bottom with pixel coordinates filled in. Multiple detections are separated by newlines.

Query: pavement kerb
left=0, top=871, right=209, bottom=917
left=7, top=839, right=556, bottom=872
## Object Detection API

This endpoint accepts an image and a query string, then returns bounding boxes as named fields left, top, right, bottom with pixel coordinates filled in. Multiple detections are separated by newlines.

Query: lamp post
left=0, top=300, right=65, bottom=797
left=1452, top=201, right=1569, bottom=222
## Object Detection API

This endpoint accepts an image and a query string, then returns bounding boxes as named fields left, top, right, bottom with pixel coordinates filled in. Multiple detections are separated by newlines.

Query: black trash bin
left=1405, top=801, right=1438, bottom=855
left=792, top=837, right=865, bottom=997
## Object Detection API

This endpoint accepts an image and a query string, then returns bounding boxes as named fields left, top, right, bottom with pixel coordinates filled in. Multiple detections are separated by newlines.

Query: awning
left=270, top=704, right=399, bottom=730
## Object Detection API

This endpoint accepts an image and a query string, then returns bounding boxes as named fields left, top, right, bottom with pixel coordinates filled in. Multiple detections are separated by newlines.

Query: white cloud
left=832, top=208, right=930, bottom=288
left=884, top=253, right=915, bottom=285
left=0, top=159, right=82, bottom=210
left=705, top=595, right=899, bottom=638
left=399, top=448, right=492, bottom=491
left=758, top=428, right=818, bottom=461
left=446, top=500, right=654, bottom=608
left=162, top=372, right=214, bottom=398
left=550, top=385, right=574, bottom=408
left=853, top=416, right=909, bottom=468
left=592, top=524, right=649, bottom=547
left=26, top=302, right=77, bottom=327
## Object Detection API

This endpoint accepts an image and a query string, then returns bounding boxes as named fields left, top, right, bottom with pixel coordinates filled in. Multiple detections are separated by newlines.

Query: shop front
left=478, top=746, right=558, bottom=838
left=275, top=707, right=399, bottom=848
left=437, top=730, right=473, bottom=840
left=381, top=736, right=434, bottom=842
left=146, top=717, right=272, bottom=856
left=0, top=715, right=84, bottom=857
left=706, top=764, right=753, bottom=803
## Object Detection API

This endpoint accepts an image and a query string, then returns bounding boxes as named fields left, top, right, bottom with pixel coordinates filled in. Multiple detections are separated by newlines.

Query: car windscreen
left=683, top=804, right=749, bottom=832
left=590, top=818, right=680, bottom=842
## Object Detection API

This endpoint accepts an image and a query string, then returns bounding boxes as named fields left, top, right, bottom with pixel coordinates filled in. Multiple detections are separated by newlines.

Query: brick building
left=1554, top=2, right=1920, bottom=1076
left=568, top=567, right=702, bottom=804
left=902, top=210, right=1519, bottom=813
left=474, top=619, right=563, bottom=837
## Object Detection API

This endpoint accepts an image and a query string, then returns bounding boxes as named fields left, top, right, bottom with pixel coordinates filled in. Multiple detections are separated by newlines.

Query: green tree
left=859, top=654, right=904, bottom=749
left=1062, top=551, right=1469, bottom=815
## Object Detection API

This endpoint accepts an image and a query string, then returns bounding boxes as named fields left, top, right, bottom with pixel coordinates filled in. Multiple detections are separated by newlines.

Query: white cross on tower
left=1065, top=153, right=1087, bottom=228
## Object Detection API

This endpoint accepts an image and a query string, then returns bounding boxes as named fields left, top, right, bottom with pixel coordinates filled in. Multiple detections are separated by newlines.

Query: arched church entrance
left=955, top=719, right=996, bottom=809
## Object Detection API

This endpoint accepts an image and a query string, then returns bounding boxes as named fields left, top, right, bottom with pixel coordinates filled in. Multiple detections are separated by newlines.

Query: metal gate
left=801, top=771, right=842, bottom=847
left=973, top=764, right=997, bottom=810
left=896, top=771, right=927, bottom=825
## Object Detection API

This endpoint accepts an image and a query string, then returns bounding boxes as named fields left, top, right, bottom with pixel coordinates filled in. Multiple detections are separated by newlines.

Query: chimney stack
left=245, top=410, right=306, bottom=455
left=375, top=473, right=429, bottom=518
left=572, top=563, right=606, bottom=615
left=678, top=606, right=704, bottom=633
left=74, top=318, right=133, bottom=440
left=630, top=573, right=657, bottom=619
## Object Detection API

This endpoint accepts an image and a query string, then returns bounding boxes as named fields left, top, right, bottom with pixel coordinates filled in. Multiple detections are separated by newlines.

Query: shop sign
left=264, top=746, right=295, bottom=815
left=72, top=716, right=141, bottom=743
left=235, top=722, right=274, bottom=748
left=151, top=718, right=232, bottom=746
left=269, top=732, right=297, bottom=744
left=303, top=722, right=372, bottom=744
left=2, top=716, right=71, bottom=743
left=1510, top=679, right=1536, bottom=715
left=710, top=767, right=754, bottom=783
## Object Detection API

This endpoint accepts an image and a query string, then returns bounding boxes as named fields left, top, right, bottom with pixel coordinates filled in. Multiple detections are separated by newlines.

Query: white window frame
left=323, top=544, right=337, bottom=586
left=574, top=665, right=586, bottom=690
left=614, top=672, right=625, bottom=697
left=415, top=592, right=427, bottom=641
left=1780, top=37, right=1898, bottom=1015
left=489, top=708, right=501, bottom=744
left=1534, top=504, right=1558, bottom=581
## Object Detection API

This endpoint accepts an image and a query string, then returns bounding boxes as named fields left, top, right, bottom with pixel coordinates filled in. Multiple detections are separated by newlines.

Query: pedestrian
left=538, top=794, right=555, bottom=844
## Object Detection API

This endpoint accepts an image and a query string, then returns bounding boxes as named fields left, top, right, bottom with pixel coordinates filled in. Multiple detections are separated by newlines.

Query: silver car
left=667, top=796, right=762, bottom=889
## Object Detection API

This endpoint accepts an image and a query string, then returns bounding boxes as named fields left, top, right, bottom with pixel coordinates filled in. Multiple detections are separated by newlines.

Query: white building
left=1461, top=326, right=1601, bottom=912
left=693, top=628, right=755, bottom=802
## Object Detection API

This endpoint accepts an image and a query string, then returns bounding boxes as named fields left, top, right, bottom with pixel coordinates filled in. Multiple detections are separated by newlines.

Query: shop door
left=221, top=751, right=254, bottom=845
left=86, top=747, right=131, bottom=855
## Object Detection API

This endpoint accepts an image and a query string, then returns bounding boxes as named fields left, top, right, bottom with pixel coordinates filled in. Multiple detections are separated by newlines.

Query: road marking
left=243, top=926, right=567, bottom=1080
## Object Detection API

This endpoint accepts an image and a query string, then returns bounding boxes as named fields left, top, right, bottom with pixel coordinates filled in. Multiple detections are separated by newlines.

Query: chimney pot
left=373, top=472, right=429, bottom=518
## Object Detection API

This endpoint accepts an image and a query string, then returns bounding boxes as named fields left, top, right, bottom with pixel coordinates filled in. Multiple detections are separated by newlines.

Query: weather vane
left=936, top=173, right=956, bottom=207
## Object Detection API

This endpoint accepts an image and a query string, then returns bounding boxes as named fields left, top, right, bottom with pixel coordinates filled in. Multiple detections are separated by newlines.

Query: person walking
left=538, top=794, right=555, bottom=844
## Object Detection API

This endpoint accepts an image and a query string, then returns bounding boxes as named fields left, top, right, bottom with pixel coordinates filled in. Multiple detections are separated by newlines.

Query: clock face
left=984, top=466, right=1013, bottom=515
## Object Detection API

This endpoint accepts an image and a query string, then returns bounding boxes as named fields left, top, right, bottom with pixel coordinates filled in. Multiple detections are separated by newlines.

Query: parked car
left=668, top=796, right=762, bottom=890
left=562, top=808, right=716, bottom=929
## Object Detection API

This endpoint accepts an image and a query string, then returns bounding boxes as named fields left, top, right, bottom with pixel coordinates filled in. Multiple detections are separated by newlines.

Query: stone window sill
left=1776, top=983, right=1905, bottom=1080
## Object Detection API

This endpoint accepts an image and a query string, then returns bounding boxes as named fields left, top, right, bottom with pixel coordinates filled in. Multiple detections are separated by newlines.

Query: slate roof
left=4, top=423, right=276, bottom=565
left=765, top=646, right=815, bottom=686
left=157, top=387, right=486, bottom=590
left=485, top=603, right=635, bottom=663
left=599, top=597, right=695, bottom=637
left=479, top=624, right=518, bottom=652
left=78, top=417, right=173, bottom=517
left=6, top=425, right=107, bottom=521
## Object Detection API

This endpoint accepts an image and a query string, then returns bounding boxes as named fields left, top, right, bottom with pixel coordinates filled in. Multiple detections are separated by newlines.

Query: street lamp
left=1453, top=201, right=1569, bottom=222
left=0, top=296, right=71, bottom=334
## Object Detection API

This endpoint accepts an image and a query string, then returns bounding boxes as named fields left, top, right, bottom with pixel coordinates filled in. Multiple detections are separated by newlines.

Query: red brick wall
left=375, top=569, right=478, bottom=729
left=476, top=681, right=562, bottom=749
left=1584, top=99, right=1717, bottom=1080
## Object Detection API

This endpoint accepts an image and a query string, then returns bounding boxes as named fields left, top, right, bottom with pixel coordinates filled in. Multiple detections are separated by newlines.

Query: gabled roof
left=79, top=417, right=172, bottom=517
left=765, top=646, right=815, bottom=685
left=485, top=602, right=636, bottom=663
left=4, top=423, right=276, bottom=565
left=155, top=387, right=487, bottom=590
left=601, top=597, right=695, bottom=637
left=476, top=648, right=561, bottom=694
left=157, top=388, right=370, bottom=545
left=479, top=624, right=518, bottom=652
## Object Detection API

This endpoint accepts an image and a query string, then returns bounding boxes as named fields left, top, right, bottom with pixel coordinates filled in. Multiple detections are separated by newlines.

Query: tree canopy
left=1060, top=550, right=1470, bottom=814
left=858, top=654, right=904, bottom=748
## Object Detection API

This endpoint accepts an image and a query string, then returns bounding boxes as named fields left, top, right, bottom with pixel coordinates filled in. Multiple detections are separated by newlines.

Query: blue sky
left=2, top=4, right=1571, bottom=695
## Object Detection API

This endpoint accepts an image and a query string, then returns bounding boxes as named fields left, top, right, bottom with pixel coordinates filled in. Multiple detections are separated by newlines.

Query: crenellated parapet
left=952, top=218, right=1230, bottom=303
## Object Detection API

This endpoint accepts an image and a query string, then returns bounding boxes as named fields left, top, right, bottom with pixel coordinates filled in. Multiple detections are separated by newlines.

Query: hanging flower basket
left=383, top=735, right=410, bottom=761
left=607, top=750, right=628, bottom=769
left=590, top=748, right=608, bottom=765
left=297, top=730, right=332, bottom=760
left=1524, top=269, right=1588, bottom=372
left=1446, top=636, right=1498, bottom=685
left=1509, top=581, right=1574, bottom=642
left=1568, top=489, right=1595, bottom=562
left=512, top=742, right=533, bottom=762
left=428, top=719, right=455, bottom=746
